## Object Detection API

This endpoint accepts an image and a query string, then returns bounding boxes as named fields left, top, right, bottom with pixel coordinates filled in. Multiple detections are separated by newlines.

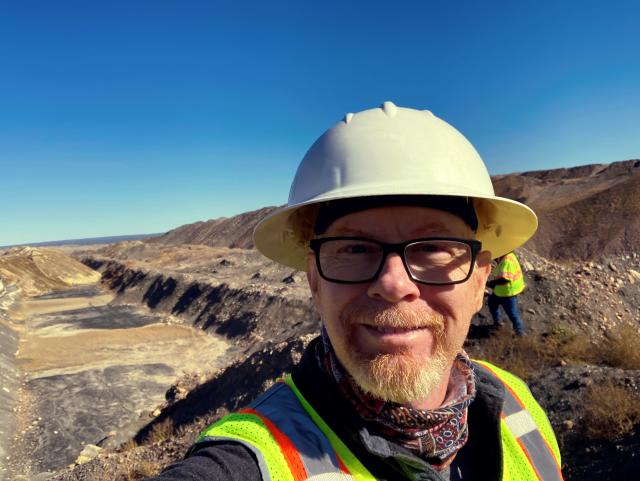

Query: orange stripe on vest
left=240, top=408, right=308, bottom=481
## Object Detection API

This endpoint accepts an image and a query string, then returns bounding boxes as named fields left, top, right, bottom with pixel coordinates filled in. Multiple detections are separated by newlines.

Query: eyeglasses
left=309, top=237, right=482, bottom=285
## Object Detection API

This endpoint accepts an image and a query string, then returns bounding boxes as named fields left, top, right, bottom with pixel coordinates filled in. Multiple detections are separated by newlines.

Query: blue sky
left=1, top=0, right=639, bottom=245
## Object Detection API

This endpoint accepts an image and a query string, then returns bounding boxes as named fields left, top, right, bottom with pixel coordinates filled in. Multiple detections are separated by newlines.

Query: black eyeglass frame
left=309, top=236, right=483, bottom=286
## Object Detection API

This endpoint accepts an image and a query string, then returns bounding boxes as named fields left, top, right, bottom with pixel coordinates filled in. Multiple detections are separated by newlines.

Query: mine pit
left=3, top=285, right=230, bottom=479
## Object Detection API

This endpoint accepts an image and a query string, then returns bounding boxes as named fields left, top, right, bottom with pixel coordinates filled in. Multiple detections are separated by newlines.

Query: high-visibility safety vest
left=492, top=252, right=525, bottom=297
left=196, top=361, right=563, bottom=481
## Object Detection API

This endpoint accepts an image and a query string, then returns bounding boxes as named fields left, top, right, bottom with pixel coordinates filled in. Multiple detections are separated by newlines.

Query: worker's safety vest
left=196, top=361, right=563, bottom=481
left=493, top=253, right=525, bottom=297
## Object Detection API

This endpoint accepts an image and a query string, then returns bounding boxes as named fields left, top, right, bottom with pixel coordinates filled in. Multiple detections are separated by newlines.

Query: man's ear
left=306, top=251, right=319, bottom=297
left=472, top=250, right=492, bottom=312
left=476, top=250, right=492, bottom=277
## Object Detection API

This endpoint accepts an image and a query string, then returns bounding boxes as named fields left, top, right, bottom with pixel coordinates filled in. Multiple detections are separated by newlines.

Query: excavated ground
left=4, top=285, right=232, bottom=480
left=0, top=317, right=20, bottom=480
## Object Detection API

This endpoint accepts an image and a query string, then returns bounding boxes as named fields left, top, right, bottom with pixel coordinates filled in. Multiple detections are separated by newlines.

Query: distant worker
left=146, top=102, right=561, bottom=480
left=487, top=252, right=526, bottom=335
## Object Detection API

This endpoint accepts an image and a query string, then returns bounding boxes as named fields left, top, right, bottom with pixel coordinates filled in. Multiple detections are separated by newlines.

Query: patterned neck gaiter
left=316, top=328, right=476, bottom=470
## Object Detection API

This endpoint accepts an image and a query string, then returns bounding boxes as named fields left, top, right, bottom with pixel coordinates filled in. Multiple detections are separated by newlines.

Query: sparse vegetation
left=471, top=324, right=597, bottom=380
left=597, top=323, right=640, bottom=370
left=472, top=321, right=640, bottom=380
left=119, top=439, right=138, bottom=452
left=144, top=418, right=174, bottom=445
left=118, top=460, right=162, bottom=481
left=583, top=381, right=640, bottom=440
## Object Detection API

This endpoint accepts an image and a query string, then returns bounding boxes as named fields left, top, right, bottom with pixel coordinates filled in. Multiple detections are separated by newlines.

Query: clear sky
left=1, top=0, right=639, bottom=245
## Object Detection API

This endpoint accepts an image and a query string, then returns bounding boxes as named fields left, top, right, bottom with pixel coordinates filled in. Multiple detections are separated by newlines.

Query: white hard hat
left=254, top=101, right=537, bottom=271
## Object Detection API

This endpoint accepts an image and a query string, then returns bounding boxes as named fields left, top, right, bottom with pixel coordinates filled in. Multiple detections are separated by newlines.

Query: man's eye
left=339, top=244, right=373, bottom=254
left=421, top=244, right=440, bottom=253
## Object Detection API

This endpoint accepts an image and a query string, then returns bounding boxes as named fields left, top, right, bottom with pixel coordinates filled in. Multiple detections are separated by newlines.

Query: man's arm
left=143, top=442, right=262, bottom=481
left=486, top=278, right=509, bottom=288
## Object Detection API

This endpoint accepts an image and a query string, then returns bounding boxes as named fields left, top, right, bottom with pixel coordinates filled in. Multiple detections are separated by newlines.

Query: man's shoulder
left=144, top=441, right=261, bottom=481
left=469, top=360, right=506, bottom=415
left=472, top=359, right=531, bottom=401
left=471, top=359, right=555, bottom=440
left=471, top=359, right=545, bottom=417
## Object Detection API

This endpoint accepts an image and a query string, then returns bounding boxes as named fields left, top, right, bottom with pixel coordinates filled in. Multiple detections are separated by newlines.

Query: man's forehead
left=325, top=206, right=473, bottom=237
left=313, top=195, right=478, bottom=236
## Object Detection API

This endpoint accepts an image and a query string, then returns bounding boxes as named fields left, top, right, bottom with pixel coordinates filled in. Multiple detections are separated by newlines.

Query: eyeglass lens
left=318, top=239, right=473, bottom=283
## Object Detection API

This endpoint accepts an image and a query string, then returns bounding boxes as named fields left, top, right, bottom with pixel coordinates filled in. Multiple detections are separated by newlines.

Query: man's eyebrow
left=329, top=222, right=460, bottom=238
left=410, top=222, right=455, bottom=236
left=327, top=227, right=371, bottom=237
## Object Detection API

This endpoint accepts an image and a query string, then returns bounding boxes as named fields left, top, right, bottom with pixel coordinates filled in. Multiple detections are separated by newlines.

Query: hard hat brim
left=253, top=193, right=537, bottom=272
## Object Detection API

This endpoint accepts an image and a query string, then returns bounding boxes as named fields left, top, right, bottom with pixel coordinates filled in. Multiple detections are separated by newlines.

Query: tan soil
left=7, top=286, right=232, bottom=477
left=15, top=290, right=228, bottom=377
left=17, top=323, right=227, bottom=376
left=0, top=247, right=101, bottom=297
left=16, top=293, right=115, bottom=317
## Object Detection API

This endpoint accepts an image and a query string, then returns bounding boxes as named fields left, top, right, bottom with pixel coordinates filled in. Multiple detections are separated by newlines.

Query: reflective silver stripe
left=198, top=435, right=272, bottom=481
left=519, top=430, right=563, bottom=481
left=475, top=362, right=563, bottom=481
left=502, top=389, right=563, bottom=480
left=504, top=410, right=537, bottom=438
left=500, top=384, right=521, bottom=417
left=250, top=382, right=350, bottom=479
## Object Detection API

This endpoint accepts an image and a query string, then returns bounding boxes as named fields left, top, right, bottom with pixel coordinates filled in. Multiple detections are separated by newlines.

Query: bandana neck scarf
left=316, top=328, right=476, bottom=470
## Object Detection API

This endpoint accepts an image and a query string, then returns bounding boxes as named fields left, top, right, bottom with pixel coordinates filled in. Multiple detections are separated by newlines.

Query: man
left=487, top=252, right=526, bottom=335
left=147, top=102, right=562, bottom=481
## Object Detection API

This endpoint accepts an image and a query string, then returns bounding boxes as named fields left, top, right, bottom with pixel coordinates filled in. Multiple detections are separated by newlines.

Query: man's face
left=307, top=206, right=491, bottom=406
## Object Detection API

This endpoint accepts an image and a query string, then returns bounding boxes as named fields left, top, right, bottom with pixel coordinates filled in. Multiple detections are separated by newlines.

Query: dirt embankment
left=0, top=248, right=106, bottom=481
left=8, top=287, right=232, bottom=479
left=0, top=316, right=20, bottom=479
left=82, top=254, right=320, bottom=353
left=50, top=335, right=317, bottom=481
left=143, top=159, right=640, bottom=263
left=493, top=159, right=640, bottom=261
left=0, top=247, right=240, bottom=479
left=147, top=206, right=279, bottom=249
left=0, top=247, right=101, bottom=297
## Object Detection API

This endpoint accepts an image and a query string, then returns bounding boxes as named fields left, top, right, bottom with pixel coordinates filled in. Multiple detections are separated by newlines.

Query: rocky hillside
left=0, top=247, right=101, bottom=297
left=493, top=159, right=640, bottom=260
left=82, top=243, right=319, bottom=353
left=148, top=206, right=278, bottom=249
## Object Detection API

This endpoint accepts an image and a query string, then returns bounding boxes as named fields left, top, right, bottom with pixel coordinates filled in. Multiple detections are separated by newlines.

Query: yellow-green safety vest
left=493, top=253, right=525, bottom=297
left=196, top=360, right=562, bottom=481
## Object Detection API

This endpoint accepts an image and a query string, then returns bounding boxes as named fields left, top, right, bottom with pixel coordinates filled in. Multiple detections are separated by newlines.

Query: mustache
left=340, top=302, right=446, bottom=333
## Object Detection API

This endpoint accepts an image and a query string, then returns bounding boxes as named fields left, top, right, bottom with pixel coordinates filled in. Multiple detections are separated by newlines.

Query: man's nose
left=367, top=253, right=420, bottom=302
